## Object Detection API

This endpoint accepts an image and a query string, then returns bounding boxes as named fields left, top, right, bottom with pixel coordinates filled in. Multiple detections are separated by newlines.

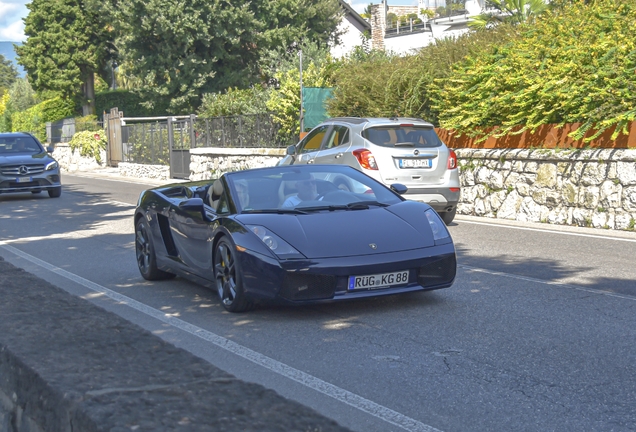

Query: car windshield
left=226, top=165, right=404, bottom=213
left=0, top=136, right=43, bottom=154
left=362, top=126, right=443, bottom=148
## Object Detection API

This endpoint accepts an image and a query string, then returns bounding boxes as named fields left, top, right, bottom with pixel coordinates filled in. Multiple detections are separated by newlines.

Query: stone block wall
left=189, top=147, right=286, bottom=181
left=51, top=142, right=107, bottom=173
left=456, top=148, right=636, bottom=230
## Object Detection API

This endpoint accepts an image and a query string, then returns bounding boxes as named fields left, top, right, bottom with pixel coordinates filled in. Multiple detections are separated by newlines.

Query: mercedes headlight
left=45, top=160, right=59, bottom=171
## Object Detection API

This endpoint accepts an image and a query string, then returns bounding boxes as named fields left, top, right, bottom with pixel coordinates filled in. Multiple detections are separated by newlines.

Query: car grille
left=1, top=164, right=46, bottom=176
left=280, top=273, right=337, bottom=301
left=417, top=254, right=457, bottom=288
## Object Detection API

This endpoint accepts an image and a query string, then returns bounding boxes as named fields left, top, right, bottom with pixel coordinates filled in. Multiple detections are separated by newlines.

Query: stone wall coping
left=455, top=147, right=636, bottom=162
left=190, top=147, right=287, bottom=157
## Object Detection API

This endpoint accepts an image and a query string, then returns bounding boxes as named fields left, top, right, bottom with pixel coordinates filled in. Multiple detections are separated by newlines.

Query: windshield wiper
left=298, top=201, right=388, bottom=212
left=242, top=208, right=308, bottom=215
left=354, top=200, right=390, bottom=208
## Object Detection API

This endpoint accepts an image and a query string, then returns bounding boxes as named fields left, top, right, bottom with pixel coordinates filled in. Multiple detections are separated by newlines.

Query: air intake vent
left=417, top=254, right=457, bottom=288
left=280, top=273, right=337, bottom=301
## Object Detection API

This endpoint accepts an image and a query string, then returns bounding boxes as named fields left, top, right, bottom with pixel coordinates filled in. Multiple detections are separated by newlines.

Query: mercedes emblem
left=19, top=166, right=28, bottom=175
left=413, top=149, right=420, bottom=156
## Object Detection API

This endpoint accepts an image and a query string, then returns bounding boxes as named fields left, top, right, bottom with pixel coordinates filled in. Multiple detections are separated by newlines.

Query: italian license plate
left=348, top=270, right=409, bottom=290
left=399, top=158, right=431, bottom=168
left=16, top=177, right=32, bottom=183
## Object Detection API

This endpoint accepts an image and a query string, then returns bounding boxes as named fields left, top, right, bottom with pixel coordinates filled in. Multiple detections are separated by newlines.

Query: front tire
left=48, top=187, right=62, bottom=198
left=441, top=208, right=456, bottom=225
left=135, top=218, right=175, bottom=280
left=214, top=238, right=252, bottom=313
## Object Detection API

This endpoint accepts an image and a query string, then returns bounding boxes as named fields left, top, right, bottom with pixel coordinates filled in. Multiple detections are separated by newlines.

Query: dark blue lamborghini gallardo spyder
left=134, top=164, right=456, bottom=312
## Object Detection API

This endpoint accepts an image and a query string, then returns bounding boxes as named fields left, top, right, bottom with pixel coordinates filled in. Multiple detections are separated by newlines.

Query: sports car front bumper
left=239, top=242, right=457, bottom=304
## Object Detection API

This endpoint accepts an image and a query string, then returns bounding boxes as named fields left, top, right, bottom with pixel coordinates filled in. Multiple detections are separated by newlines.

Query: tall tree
left=110, top=0, right=262, bottom=113
left=0, top=54, right=18, bottom=93
left=252, top=0, right=342, bottom=52
left=16, top=0, right=114, bottom=115
left=109, top=0, right=342, bottom=113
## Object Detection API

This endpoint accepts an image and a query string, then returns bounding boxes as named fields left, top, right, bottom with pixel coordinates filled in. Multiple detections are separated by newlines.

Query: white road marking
left=0, top=243, right=441, bottom=432
left=459, top=264, right=636, bottom=301
left=456, top=219, right=636, bottom=243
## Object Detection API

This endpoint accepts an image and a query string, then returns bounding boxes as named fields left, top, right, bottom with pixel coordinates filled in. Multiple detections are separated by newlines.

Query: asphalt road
left=1, top=173, right=635, bottom=432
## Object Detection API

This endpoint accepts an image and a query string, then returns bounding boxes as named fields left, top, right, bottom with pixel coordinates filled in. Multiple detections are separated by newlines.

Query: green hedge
left=95, top=90, right=170, bottom=118
left=11, top=97, right=76, bottom=141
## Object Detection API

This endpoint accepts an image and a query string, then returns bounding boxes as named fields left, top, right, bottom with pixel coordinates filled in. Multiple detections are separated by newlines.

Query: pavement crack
left=85, top=377, right=235, bottom=397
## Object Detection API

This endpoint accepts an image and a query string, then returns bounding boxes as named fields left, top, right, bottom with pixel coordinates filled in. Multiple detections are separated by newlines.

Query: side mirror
left=47, top=146, right=54, bottom=153
left=179, top=197, right=205, bottom=212
left=390, top=183, right=408, bottom=195
left=286, top=145, right=297, bottom=156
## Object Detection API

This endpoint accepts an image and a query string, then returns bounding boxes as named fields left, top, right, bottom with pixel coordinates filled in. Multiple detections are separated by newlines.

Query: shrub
left=266, top=61, right=334, bottom=142
left=198, top=87, right=270, bottom=118
left=327, top=25, right=516, bottom=124
left=69, top=129, right=107, bottom=164
left=430, top=0, right=636, bottom=142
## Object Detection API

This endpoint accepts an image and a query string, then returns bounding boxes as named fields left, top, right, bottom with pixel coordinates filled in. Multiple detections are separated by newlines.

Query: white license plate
left=16, top=177, right=32, bottom=183
left=348, top=270, right=409, bottom=290
left=399, top=158, right=431, bottom=168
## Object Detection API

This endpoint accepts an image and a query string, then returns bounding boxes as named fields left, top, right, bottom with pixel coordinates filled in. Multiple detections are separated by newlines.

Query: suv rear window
left=362, top=126, right=443, bottom=148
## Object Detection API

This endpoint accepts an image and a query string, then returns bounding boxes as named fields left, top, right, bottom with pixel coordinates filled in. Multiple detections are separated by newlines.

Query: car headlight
left=45, top=160, right=59, bottom=171
left=246, top=225, right=304, bottom=259
left=425, top=209, right=450, bottom=241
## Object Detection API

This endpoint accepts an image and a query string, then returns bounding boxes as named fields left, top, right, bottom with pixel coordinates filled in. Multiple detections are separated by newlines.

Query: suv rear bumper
left=402, top=188, right=460, bottom=212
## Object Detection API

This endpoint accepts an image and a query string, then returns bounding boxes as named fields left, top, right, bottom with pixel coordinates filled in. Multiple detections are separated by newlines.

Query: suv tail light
left=447, top=149, right=458, bottom=170
left=353, top=149, right=378, bottom=170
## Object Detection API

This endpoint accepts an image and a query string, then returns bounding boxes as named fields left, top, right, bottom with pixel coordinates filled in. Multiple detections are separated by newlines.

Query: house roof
left=339, top=0, right=372, bottom=33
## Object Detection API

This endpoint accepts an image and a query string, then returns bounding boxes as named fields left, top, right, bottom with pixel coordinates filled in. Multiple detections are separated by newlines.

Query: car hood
left=237, top=202, right=436, bottom=259
left=0, top=153, right=51, bottom=164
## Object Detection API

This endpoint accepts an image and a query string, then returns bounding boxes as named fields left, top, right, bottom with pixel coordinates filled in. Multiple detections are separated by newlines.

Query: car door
left=312, top=125, right=352, bottom=165
left=291, top=125, right=330, bottom=164
left=168, top=197, right=217, bottom=277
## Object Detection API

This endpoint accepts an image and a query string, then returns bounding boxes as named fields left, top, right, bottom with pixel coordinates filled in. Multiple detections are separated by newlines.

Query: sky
left=0, top=0, right=418, bottom=42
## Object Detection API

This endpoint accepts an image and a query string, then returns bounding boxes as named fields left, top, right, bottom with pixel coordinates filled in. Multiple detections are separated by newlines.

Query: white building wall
left=330, top=17, right=368, bottom=59
left=384, top=32, right=436, bottom=55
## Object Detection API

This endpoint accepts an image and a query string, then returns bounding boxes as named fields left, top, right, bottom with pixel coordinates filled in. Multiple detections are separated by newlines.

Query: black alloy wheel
left=135, top=218, right=175, bottom=280
left=214, top=238, right=252, bottom=313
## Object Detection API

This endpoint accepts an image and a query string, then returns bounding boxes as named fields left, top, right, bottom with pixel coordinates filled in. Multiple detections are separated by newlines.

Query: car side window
left=297, top=125, right=328, bottom=154
left=216, top=193, right=230, bottom=214
left=324, top=126, right=350, bottom=150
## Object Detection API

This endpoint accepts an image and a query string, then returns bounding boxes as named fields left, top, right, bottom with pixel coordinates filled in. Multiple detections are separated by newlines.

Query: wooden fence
left=436, top=122, right=636, bottom=149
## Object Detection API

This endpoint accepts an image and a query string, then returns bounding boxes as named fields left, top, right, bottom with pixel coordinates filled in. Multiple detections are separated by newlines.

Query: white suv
left=278, top=117, right=460, bottom=224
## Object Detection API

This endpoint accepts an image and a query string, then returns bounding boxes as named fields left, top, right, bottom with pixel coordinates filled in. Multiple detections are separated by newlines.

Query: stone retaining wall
left=52, top=142, right=107, bottom=173
left=456, top=148, right=636, bottom=230
left=54, top=144, right=636, bottom=232
left=188, top=147, right=286, bottom=180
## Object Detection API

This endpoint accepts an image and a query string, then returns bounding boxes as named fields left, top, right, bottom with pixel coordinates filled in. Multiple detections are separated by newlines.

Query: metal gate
left=168, top=115, right=196, bottom=179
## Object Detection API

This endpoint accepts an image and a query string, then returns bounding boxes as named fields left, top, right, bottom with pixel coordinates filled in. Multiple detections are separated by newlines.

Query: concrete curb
left=0, top=257, right=350, bottom=432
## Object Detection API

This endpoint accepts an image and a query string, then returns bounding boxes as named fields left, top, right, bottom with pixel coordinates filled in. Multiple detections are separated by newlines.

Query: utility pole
left=299, top=49, right=304, bottom=134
